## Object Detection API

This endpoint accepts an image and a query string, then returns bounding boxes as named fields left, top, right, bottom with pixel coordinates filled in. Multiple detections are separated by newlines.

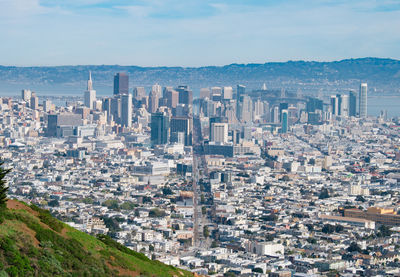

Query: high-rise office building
left=149, top=84, right=162, bottom=111
left=281, top=109, right=288, bottom=133
left=176, top=85, right=193, bottom=105
left=236, top=85, right=246, bottom=119
left=170, top=132, right=185, bottom=145
left=306, top=97, right=323, bottom=113
left=175, top=104, right=191, bottom=117
left=262, top=101, right=270, bottom=122
left=236, top=85, right=245, bottom=102
left=21, top=89, right=31, bottom=102
left=349, top=91, right=357, bottom=117
left=211, top=122, right=228, bottom=144
left=84, top=72, right=96, bottom=109
left=223, top=87, right=233, bottom=100
left=110, top=97, right=121, bottom=123
left=211, top=87, right=222, bottom=95
left=120, top=93, right=132, bottom=127
left=209, top=116, right=228, bottom=137
left=330, top=95, right=339, bottom=115
left=113, top=73, right=129, bottom=95
left=211, top=87, right=222, bottom=102
left=170, top=116, right=192, bottom=146
left=133, top=87, right=146, bottom=101
left=288, top=106, right=298, bottom=124
left=273, top=106, right=280, bottom=123
left=202, top=98, right=215, bottom=117
left=253, top=99, right=264, bottom=121
left=151, top=84, right=162, bottom=98
left=333, top=94, right=350, bottom=117
left=359, top=83, right=368, bottom=118
left=236, top=85, right=245, bottom=120
left=240, top=95, right=253, bottom=123
left=340, top=94, right=349, bottom=117
left=151, top=112, right=170, bottom=146
left=200, top=88, right=211, bottom=99
left=164, top=87, right=179, bottom=109
left=149, top=90, right=159, bottom=113
left=279, top=103, right=289, bottom=116
left=102, top=97, right=112, bottom=121
left=47, top=114, right=82, bottom=137
left=222, top=101, right=237, bottom=123
left=30, top=93, right=39, bottom=110
left=133, top=87, right=147, bottom=109
left=308, top=111, right=322, bottom=125
left=43, top=100, right=52, bottom=113
left=231, top=129, right=240, bottom=145
left=75, top=107, right=90, bottom=120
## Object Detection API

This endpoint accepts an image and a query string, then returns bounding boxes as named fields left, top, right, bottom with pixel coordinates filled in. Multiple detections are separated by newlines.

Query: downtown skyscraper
left=84, top=71, right=96, bottom=109
left=281, top=109, right=288, bottom=133
left=151, top=112, right=170, bottom=146
left=359, top=83, right=368, bottom=118
left=113, top=73, right=129, bottom=95
left=349, top=91, right=357, bottom=117
left=120, top=93, right=132, bottom=128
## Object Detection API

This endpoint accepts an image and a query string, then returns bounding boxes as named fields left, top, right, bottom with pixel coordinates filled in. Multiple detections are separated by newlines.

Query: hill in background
left=0, top=58, right=399, bottom=96
left=0, top=200, right=194, bottom=277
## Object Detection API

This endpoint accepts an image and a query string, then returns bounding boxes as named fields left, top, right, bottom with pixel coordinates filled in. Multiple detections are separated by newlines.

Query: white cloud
left=0, top=0, right=49, bottom=17
left=114, top=5, right=153, bottom=18
left=0, top=0, right=399, bottom=66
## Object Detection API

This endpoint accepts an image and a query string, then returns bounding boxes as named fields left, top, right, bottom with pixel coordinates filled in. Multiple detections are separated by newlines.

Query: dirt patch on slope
left=7, top=199, right=39, bottom=216
left=17, top=221, right=40, bottom=247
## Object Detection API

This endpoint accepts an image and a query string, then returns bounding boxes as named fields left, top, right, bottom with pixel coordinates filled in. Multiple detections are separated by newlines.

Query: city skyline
left=4, top=70, right=400, bottom=276
left=1, top=0, right=400, bottom=66
left=2, top=1, right=400, bottom=276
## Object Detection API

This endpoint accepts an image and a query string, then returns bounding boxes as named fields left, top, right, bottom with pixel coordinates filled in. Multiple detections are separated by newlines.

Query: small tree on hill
left=0, top=160, right=11, bottom=209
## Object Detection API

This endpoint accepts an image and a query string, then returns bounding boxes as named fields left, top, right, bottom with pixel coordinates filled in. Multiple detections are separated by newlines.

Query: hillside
left=0, top=200, right=194, bottom=277
left=0, top=58, right=400, bottom=95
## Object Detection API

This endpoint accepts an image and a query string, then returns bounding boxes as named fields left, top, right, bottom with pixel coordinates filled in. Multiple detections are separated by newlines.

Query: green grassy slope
left=0, top=200, right=193, bottom=277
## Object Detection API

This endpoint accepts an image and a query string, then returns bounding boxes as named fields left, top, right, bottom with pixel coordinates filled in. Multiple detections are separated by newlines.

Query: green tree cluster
left=0, top=160, right=11, bottom=210
left=149, top=208, right=166, bottom=218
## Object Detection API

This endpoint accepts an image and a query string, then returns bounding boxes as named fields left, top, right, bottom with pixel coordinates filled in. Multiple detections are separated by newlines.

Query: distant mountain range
left=0, top=58, right=399, bottom=96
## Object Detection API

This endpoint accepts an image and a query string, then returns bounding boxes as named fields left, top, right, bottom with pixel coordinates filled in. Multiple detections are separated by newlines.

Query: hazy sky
left=1, top=0, right=399, bottom=66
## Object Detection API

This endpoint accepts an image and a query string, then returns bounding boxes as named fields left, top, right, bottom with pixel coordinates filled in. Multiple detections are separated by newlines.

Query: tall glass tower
left=120, top=93, right=132, bottom=128
left=113, top=73, right=129, bottom=95
left=151, top=112, right=170, bottom=146
left=236, top=85, right=246, bottom=120
left=359, top=83, right=367, bottom=118
left=349, top=91, right=357, bottom=117
left=281, top=109, right=288, bottom=133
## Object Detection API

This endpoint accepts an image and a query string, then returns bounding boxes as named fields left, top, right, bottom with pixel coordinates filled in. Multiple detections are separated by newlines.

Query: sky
left=0, top=0, right=400, bottom=66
